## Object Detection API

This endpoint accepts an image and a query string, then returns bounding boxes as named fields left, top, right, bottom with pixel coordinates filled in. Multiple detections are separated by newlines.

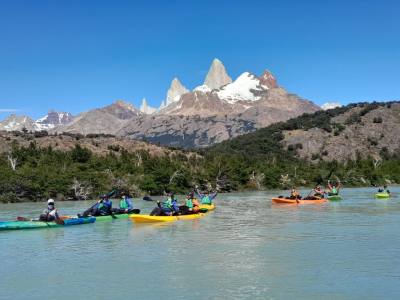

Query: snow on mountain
left=321, top=102, right=341, bottom=110
left=0, top=114, right=37, bottom=131
left=216, top=72, right=266, bottom=104
left=35, top=111, right=74, bottom=130
left=166, top=78, right=189, bottom=106
left=193, top=84, right=212, bottom=93
left=140, top=98, right=157, bottom=114
left=204, top=58, right=232, bottom=90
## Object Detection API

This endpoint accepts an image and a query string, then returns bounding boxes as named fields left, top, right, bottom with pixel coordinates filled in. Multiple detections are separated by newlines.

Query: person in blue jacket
left=81, top=194, right=113, bottom=217
left=150, top=192, right=179, bottom=216
left=195, top=189, right=218, bottom=204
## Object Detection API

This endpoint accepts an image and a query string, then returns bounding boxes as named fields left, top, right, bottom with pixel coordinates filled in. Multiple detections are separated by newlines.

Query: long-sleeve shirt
left=97, top=199, right=113, bottom=212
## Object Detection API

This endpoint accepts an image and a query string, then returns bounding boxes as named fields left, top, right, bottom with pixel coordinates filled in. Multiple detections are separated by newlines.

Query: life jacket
left=331, top=187, right=338, bottom=195
left=162, top=198, right=173, bottom=209
left=120, top=198, right=129, bottom=209
left=192, top=198, right=200, bottom=207
left=185, top=199, right=193, bottom=209
left=291, top=190, right=299, bottom=197
left=98, top=200, right=112, bottom=212
left=201, top=195, right=211, bottom=204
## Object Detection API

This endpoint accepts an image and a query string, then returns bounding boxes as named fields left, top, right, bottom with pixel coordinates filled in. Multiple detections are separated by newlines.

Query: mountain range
left=0, top=111, right=73, bottom=132
left=0, top=59, right=320, bottom=148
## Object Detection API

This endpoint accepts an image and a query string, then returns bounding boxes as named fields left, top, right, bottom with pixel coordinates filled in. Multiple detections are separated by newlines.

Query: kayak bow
left=375, top=192, right=390, bottom=199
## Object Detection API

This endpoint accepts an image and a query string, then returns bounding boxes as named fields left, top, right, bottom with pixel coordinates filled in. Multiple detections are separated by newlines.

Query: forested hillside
left=1, top=101, right=399, bottom=203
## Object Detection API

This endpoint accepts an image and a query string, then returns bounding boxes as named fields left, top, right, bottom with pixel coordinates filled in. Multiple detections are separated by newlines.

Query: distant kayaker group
left=286, top=180, right=341, bottom=201
left=272, top=180, right=392, bottom=204
left=37, top=189, right=218, bottom=223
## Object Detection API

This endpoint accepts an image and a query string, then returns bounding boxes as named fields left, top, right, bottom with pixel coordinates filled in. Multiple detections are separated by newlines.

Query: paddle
left=54, top=217, right=65, bottom=225
left=17, top=214, right=65, bottom=225
left=80, top=189, right=117, bottom=218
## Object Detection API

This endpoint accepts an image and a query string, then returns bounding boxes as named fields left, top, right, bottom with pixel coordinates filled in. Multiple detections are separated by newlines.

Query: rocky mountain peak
left=103, top=100, right=140, bottom=119
left=140, top=98, right=157, bottom=114
left=166, top=78, right=189, bottom=106
left=0, top=114, right=37, bottom=131
left=204, top=58, right=232, bottom=90
left=259, top=70, right=278, bottom=89
left=113, top=100, right=137, bottom=111
left=35, top=110, right=74, bottom=130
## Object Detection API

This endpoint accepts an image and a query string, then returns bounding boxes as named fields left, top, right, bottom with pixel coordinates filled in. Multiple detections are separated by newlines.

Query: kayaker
left=39, top=199, right=60, bottom=222
left=81, top=194, right=113, bottom=217
left=150, top=192, right=179, bottom=216
left=378, top=185, right=390, bottom=194
left=195, top=189, right=218, bottom=204
left=327, top=180, right=341, bottom=196
left=113, top=192, right=134, bottom=214
left=179, top=192, right=200, bottom=215
left=311, top=185, right=326, bottom=199
left=289, top=187, right=301, bottom=199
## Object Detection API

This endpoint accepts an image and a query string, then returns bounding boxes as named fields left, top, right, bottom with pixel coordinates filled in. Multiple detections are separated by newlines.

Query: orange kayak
left=272, top=197, right=328, bottom=204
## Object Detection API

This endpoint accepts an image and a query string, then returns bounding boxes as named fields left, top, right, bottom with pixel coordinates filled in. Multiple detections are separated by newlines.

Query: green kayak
left=87, top=211, right=140, bottom=222
left=328, top=195, right=342, bottom=201
left=0, top=217, right=95, bottom=231
left=375, top=192, right=390, bottom=199
left=95, top=213, right=132, bottom=221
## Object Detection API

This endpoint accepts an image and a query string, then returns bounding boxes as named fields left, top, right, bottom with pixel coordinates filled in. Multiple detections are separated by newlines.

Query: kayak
left=130, top=213, right=204, bottom=223
left=272, top=198, right=328, bottom=204
left=328, top=195, right=342, bottom=201
left=199, top=203, right=216, bottom=211
left=0, top=217, right=95, bottom=231
left=375, top=192, right=390, bottom=199
left=93, top=212, right=139, bottom=222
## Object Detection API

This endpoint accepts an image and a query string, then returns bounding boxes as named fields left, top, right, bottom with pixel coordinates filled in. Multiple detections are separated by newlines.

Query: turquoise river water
left=1, top=187, right=400, bottom=300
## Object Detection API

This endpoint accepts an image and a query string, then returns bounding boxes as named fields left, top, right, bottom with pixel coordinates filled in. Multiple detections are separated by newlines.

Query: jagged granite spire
left=259, top=70, right=278, bottom=89
left=204, top=58, right=232, bottom=90
left=166, top=78, right=189, bottom=106
left=140, top=98, right=157, bottom=114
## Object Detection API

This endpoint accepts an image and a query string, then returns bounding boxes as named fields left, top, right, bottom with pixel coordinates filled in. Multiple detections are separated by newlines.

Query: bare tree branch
left=7, top=154, right=17, bottom=171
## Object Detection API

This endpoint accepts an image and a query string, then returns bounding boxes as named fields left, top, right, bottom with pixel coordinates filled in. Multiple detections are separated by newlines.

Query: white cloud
left=321, top=102, right=341, bottom=110
left=0, top=109, right=20, bottom=112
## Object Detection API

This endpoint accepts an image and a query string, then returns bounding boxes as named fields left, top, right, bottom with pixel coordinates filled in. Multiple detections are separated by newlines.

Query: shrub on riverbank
left=0, top=142, right=399, bottom=203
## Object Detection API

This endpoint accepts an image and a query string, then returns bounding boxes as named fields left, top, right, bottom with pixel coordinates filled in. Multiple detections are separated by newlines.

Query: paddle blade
left=55, top=218, right=65, bottom=225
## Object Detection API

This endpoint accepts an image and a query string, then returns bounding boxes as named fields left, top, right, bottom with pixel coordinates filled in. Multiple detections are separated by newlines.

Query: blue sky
left=0, top=0, right=399, bottom=119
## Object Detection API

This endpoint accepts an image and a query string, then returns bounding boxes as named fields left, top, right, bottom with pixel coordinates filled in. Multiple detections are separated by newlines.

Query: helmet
left=100, top=194, right=108, bottom=199
left=47, top=199, right=55, bottom=205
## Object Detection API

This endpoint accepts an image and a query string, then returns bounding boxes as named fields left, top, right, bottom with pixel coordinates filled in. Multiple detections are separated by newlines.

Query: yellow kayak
left=130, top=213, right=205, bottom=223
left=199, top=203, right=216, bottom=211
